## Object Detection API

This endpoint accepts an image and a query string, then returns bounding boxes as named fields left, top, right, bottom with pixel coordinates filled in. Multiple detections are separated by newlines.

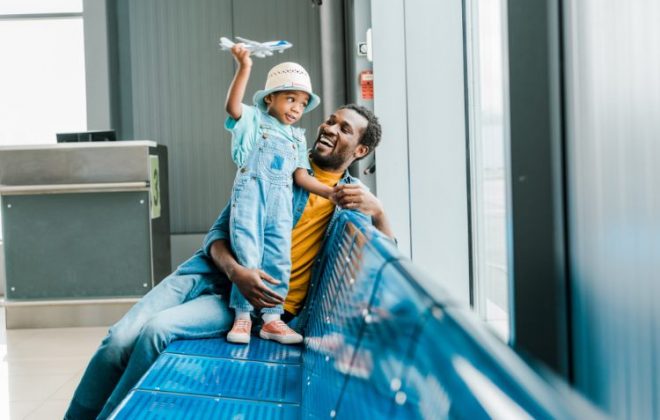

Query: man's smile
left=316, top=134, right=334, bottom=149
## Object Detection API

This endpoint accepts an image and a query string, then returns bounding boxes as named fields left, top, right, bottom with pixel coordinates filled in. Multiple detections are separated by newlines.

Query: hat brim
left=253, top=86, right=321, bottom=114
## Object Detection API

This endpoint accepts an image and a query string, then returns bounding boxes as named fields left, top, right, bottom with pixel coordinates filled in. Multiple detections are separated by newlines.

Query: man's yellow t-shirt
left=284, top=162, right=343, bottom=315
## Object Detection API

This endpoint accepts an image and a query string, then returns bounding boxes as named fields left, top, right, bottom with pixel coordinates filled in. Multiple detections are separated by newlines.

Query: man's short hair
left=339, top=104, right=382, bottom=157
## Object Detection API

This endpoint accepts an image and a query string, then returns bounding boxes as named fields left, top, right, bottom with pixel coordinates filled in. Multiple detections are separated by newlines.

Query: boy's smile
left=265, top=91, right=310, bottom=125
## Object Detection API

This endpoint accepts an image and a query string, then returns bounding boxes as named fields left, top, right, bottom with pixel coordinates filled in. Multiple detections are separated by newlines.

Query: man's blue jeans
left=64, top=273, right=233, bottom=419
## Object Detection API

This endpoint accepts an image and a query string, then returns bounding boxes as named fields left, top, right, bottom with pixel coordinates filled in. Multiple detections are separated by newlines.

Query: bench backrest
left=298, top=211, right=603, bottom=419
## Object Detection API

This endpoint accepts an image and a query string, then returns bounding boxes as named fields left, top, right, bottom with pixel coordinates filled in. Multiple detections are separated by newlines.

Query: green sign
left=149, top=155, right=161, bottom=219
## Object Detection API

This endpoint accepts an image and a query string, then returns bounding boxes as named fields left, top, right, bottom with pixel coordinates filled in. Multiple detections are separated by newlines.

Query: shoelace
left=233, top=319, right=251, bottom=330
left=270, top=320, right=293, bottom=333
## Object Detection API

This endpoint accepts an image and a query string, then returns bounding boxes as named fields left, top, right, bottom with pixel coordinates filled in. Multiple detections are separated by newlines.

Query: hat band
left=266, top=82, right=311, bottom=91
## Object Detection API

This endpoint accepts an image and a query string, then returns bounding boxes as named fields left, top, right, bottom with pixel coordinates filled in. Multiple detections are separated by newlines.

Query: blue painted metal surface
left=136, top=353, right=302, bottom=404
left=166, top=337, right=302, bottom=364
left=112, top=390, right=300, bottom=420
left=114, top=210, right=603, bottom=419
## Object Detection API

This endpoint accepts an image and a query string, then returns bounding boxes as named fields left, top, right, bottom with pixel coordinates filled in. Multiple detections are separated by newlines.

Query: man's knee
left=159, top=273, right=196, bottom=294
left=138, top=317, right=175, bottom=352
left=99, top=325, right=137, bottom=364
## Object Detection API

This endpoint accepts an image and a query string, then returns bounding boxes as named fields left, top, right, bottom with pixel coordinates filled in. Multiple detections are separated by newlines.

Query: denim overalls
left=229, top=112, right=304, bottom=314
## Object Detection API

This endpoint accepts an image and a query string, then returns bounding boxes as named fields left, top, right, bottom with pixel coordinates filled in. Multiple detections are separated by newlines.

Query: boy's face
left=264, top=91, right=310, bottom=125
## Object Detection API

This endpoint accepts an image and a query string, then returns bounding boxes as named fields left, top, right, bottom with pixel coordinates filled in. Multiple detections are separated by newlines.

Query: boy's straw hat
left=253, top=62, right=320, bottom=114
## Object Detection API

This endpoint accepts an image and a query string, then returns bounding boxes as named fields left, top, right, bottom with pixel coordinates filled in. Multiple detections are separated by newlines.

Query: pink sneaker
left=259, top=320, right=303, bottom=344
left=227, top=319, right=252, bottom=344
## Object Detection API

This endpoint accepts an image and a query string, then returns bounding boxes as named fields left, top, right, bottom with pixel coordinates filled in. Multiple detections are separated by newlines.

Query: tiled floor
left=0, top=308, right=107, bottom=419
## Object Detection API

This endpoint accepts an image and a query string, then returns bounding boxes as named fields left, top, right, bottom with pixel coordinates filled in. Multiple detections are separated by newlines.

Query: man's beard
left=310, top=147, right=345, bottom=171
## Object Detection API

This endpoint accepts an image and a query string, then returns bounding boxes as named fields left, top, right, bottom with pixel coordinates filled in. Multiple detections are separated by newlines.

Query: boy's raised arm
left=225, top=44, right=253, bottom=120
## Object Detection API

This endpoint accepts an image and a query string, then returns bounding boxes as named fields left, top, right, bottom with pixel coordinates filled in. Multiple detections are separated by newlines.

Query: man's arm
left=333, top=184, right=395, bottom=239
left=202, top=202, right=285, bottom=308
left=202, top=203, right=231, bottom=255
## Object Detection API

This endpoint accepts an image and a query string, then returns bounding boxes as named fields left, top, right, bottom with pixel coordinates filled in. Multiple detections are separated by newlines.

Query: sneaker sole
left=227, top=333, right=251, bottom=344
left=259, top=329, right=303, bottom=344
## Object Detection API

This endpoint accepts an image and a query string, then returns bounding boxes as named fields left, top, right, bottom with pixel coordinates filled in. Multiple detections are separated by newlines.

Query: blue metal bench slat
left=339, top=262, right=435, bottom=399
left=303, top=229, right=394, bottom=415
left=303, top=241, right=387, bottom=364
left=303, top=254, right=434, bottom=418
left=336, top=374, right=418, bottom=419
left=166, top=337, right=303, bottom=365
left=136, top=353, right=302, bottom=404
left=112, top=390, right=300, bottom=420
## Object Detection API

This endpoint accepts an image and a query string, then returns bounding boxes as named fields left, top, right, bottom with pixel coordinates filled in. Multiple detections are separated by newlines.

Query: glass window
left=0, top=0, right=82, bottom=15
left=466, top=0, right=511, bottom=341
left=0, top=18, right=86, bottom=146
left=0, top=11, right=86, bottom=240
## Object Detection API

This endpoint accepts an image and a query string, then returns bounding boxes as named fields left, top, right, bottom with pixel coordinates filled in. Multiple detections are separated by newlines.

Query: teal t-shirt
left=224, top=104, right=309, bottom=169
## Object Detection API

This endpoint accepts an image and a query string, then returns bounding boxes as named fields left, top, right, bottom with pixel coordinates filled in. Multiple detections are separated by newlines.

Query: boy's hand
left=328, top=191, right=339, bottom=205
left=231, top=44, right=252, bottom=68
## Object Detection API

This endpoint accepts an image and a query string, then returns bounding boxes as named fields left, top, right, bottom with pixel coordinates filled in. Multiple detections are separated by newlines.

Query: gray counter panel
left=2, top=190, right=152, bottom=300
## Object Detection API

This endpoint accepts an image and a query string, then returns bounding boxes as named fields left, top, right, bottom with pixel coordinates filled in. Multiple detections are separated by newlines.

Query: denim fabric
left=228, top=114, right=301, bottom=315
left=64, top=273, right=233, bottom=420
left=193, top=167, right=367, bottom=274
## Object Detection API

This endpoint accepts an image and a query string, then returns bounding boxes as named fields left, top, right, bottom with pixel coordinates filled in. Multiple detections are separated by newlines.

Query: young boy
left=224, top=44, right=332, bottom=344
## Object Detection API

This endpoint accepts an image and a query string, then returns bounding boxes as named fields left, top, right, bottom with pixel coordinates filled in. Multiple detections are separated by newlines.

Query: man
left=65, top=104, right=392, bottom=419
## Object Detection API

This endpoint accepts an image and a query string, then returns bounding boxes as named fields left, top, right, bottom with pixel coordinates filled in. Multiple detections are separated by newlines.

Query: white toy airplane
left=219, top=36, right=292, bottom=58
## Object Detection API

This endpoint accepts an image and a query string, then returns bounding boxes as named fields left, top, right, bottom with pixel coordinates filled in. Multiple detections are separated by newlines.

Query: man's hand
left=333, top=184, right=394, bottom=238
left=231, top=44, right=252, bottom=69
left=333, top=184, right=383, bottom=216
left=229, top=265, right=284, bottom=309
left=209, top=240, right=284, bottom=309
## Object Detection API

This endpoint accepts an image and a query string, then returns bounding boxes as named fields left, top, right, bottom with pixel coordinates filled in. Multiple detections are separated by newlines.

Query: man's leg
left=64, top=273, right=222, bottom=420
left=97, top=293, right=233, bottom=419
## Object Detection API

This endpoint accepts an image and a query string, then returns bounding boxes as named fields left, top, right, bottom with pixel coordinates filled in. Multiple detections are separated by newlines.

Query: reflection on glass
left=453, top=356, right=530, bottom=418
left=467, top=0, right=510, bottom=341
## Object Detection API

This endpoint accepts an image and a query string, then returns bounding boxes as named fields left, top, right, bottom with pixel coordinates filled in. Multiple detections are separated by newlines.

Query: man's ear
left=354, top=144, right=369, bottom=160
left=264, top=94, right=273, bottom=105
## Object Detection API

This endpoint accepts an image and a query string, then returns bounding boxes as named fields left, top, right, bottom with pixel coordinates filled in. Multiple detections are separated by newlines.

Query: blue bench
left=110, top=211, right=601, bottom=419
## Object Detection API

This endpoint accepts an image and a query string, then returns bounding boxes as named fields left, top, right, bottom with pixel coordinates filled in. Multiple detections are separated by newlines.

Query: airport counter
left=0, top=141, right=170, bottom=328
left=110, top=211, right=602, bottom=419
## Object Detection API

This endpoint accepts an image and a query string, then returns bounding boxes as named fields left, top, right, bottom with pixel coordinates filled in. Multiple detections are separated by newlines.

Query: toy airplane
left=219, top=36, right=292, bottom=58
